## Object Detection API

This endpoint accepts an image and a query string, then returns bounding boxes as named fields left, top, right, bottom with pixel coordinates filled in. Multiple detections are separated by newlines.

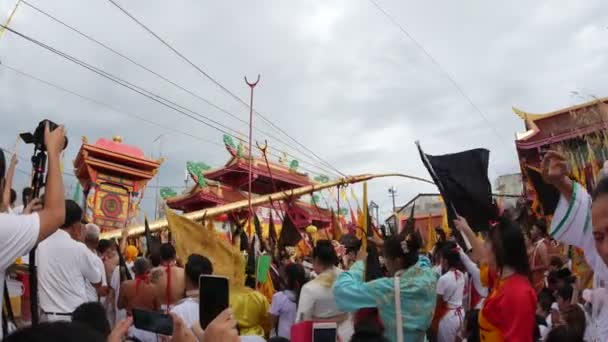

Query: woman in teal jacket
left=333, top=233, right=438, bottom=342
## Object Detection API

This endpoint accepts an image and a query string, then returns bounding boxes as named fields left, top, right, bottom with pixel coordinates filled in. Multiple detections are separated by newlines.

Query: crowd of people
left=0, top=124, right=607, bottom=342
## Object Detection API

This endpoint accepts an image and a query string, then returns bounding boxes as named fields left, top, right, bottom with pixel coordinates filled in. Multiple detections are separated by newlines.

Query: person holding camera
left=0, top=122, right=67, bottom=335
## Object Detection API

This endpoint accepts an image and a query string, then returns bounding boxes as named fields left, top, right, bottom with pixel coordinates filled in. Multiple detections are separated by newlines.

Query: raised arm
left=1, top=154, right=17, bottom=212
left=35, top=123, right=66, bottom=242
left=332, top=260, right=380, bottom=313
left=453, top=216, right=485, bottom=265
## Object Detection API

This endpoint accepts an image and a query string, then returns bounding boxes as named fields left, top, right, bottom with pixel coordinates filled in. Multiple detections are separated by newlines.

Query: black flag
left=268, top=211, right=278, bottom=245
left=278, top=213, right=302, bottom=247
left=417, top=143, right=496, bottom=232
left=144, top=217, right=152, bottom=258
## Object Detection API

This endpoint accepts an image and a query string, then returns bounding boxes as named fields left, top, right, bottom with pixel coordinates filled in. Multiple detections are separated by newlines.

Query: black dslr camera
left=19, top=119, right=68, bottom=152
left=19, top=119, right=68, bottom=199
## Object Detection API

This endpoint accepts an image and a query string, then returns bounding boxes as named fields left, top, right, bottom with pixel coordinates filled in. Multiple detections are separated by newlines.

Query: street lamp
left=388, top=186, right=398, bottom=234
left=369, top=201, right=379, bottom=227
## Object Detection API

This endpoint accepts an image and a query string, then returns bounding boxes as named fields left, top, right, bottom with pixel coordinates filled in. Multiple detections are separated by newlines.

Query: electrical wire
left=0, top=57, right=336, bottom=178
left=105, top=0, right=346, bottom=177
left=19, top=0, right=338, bottom=177
left=367, top=0, right=508, bottom=144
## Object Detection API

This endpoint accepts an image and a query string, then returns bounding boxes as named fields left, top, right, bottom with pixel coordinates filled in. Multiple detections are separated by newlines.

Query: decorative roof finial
left=113, top=136, right=123, bottom=143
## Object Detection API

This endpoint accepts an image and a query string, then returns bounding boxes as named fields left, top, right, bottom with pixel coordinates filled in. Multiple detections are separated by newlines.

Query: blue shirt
left=333, top=256, right=438, bottom=341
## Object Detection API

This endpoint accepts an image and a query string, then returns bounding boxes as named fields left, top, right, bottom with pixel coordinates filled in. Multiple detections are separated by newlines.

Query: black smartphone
left=313, top=322, right=337, bottom=342
left=132, top=308, right=173, bottom=336
left=199, top=275, right=229, bottom=329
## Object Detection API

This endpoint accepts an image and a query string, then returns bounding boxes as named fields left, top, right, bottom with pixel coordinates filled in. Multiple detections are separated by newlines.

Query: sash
left=394, top=270, right=404, bottom=342
left=161, top=262, right=173, bottom=311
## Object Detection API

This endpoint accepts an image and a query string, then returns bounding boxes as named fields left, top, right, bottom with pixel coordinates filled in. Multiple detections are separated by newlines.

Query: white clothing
left=85, top=249, right=107, bottom=302
left=171, top=297, right=199, bottom=329
left=436, top=270, right=465, bottom=308
left=436, top=270, right=465, bottom=342
left=296, top=267, right=353, bottom=342
left=0, top=213, right=40, bottom=337
left=37, top=229, right=102, bottom=314
left=110, top=265, right=127, bottom=325
left=438, top=308, right=463, bottom=342
left=550, top=182, right=608, bottom=341
left=296, top=267, right=343, bottom=321
left=170, top=297, right=277, bottom=342
left=458, top=249, right=487, bottom=309
left=432, top=265, right=442, bottom=276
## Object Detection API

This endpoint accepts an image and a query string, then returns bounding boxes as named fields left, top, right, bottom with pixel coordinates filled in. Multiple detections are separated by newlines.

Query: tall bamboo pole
left=100, top=173, right=432, bottom=239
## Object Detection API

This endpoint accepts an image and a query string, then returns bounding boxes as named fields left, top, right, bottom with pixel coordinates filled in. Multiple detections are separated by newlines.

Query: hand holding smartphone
left=132, top=308, right=173, bottom=336
left=199, top=275, right=229, bottom=329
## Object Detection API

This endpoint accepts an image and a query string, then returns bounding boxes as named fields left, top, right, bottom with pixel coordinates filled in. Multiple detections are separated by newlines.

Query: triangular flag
left=278, top=213, right=302, bottom=247
left=331, top=209, right=343, bottom=241
left=361, top=182, right=369, bottom=252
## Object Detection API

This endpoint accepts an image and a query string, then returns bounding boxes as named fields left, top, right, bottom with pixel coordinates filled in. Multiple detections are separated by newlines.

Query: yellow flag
left=340, top=188, right=348, bottom=201
left=351, top=187, right=360, bottom=209
left=361, top=182, right=368, bottom=252
left=166, top=208, right=245, bottom=288
left=426, top=213, right=436, bottom=252
left=438, top=196, right=451, bottom=237
left=0, top=1, right=21, bottom=41
left=257, top=268, right=275, bottom=304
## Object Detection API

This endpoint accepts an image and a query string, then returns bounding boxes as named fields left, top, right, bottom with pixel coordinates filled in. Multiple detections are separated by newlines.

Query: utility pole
left=388, top=186, right=398, bottom=233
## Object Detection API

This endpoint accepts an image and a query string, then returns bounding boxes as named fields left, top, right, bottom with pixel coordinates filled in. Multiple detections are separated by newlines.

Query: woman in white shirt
left=433, top=241, right=465, bottom=342
left=296, top=240, right=353, bottom=341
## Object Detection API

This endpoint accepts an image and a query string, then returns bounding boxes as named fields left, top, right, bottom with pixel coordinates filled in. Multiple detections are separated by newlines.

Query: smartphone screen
left=199, top=275, right=229, bottom=329
left=132, top=308, right=173, bottom=336
left=313, top=322, right=337, bottom=342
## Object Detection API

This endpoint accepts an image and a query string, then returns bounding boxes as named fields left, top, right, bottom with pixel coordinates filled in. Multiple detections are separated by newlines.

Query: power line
left=105, top=0, right=346, bottom=177
left=19, top=0, right=337, bottom=176
left=367, top=0, right=508, bottom=144
left=0, top=44, right=334, bottom=179
left=1, top=63, right=223, bottom=149
left=0, top=25, right=341, bottom=179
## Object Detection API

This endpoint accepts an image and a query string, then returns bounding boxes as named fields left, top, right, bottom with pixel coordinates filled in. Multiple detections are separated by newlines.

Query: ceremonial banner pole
left=245, top=74, right=260, bottom=238
left=101, top=173, right=433, bottom=239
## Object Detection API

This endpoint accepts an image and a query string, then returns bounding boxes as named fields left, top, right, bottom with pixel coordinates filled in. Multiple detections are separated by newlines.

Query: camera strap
left=2, top=279, right=15, bottom=336
left=28, top=247, right=39, bottom=325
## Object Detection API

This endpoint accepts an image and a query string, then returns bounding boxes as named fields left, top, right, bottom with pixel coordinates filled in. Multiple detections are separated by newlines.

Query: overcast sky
left=1, top=0, right=607, bottom=222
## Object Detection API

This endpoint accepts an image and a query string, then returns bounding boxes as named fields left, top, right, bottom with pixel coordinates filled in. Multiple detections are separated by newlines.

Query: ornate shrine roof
left=202, top=138, right=313, bottom=194
left=74, top=136, right=162, bottom=183
left=514, top=97, right=608, bottom=149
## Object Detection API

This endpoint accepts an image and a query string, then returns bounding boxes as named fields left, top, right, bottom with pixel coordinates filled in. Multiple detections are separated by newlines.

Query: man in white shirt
left=543, top=152, right=608, bottom=341
left=171, top=254, right=213, bottom=328
left=83, top=223, right=108, bottom=302
left=0, top=123, right=67, bottom=336
left=38, top=199, right=102, bottom=321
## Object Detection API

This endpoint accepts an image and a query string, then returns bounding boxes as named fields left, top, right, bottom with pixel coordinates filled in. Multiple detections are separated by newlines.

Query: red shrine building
left=165, top=135, right=331, bottom=231
left=73, top=136, right=162, bottom=231
left=515, top=97, right=608, bottom=203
